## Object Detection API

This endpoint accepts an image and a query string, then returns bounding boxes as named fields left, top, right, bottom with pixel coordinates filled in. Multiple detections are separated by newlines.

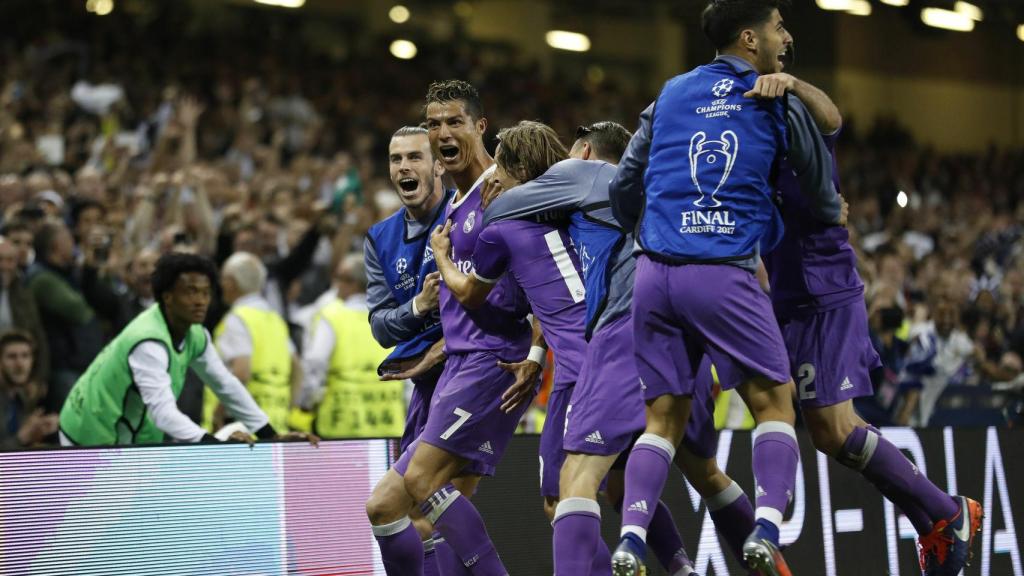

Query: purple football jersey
left=765, top=132, right=865, bottom=319
left=440, top=170, right=531, bottom=356
left=472, top=220, right=587, bottom=390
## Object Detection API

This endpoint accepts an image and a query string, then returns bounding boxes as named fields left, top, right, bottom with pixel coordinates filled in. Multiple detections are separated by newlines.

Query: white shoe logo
left=478, top=441, right=494, bottom=454
left=585, top=431, right=605, bottom=445
left=840, top=377, right=853, bottom=391
left=627, top=500, right=649, bottom=514
left=689, top=130, right=739, bottom=208
left=953, top=498, right=973, bottom=542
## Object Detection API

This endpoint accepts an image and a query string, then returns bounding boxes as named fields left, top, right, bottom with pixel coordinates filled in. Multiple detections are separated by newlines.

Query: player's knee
left=403, top=470, right=435, bottom=505
left=808, top=421, right=846, bottom=457
left=366, top=489, right=397, bottom=526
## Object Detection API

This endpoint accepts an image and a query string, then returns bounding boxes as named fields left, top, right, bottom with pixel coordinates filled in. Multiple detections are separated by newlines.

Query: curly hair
left=424, top=79, right=484, bottom=120
left=151, top=252, right=218, bottom=304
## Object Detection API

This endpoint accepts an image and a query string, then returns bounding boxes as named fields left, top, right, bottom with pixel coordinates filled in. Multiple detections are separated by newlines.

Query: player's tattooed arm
left=430, top=220, right=493, bottom=309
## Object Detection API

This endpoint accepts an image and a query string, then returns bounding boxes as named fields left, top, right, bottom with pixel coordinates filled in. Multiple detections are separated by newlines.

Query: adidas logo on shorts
left=840, top=377, right=853, bottom=391
left=627, top=500, right=649, bottom=514
left=585, top=431, right=605, bottom=445
left=478, top=441, right=494, bottom=455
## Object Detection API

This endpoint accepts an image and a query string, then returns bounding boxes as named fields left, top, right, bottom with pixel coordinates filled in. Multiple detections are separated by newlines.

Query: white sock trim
left=371, top=516, right=412, bottom=537
left=861, top=428, right=880, bottom=466
left=621, top=525, right=648, bottom=542
left=706, top=480, right=745, bottom=511
left=423, top=537, right=436, bottom=553
left=754, top=506, right=784, bottom=528
left=635, top=432, right=677, bottom=461
left=554, top=497, right=601, bottom=522
left=753, top=421, right=797, bottom=442
left=424, top=486, right=463, bottom=524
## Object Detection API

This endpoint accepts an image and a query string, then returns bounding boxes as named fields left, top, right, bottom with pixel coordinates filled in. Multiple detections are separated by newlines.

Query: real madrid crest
left=463, top=211, right=476, bottom=233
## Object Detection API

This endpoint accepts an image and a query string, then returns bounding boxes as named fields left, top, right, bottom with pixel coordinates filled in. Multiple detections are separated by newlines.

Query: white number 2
left=798, top=363, right=817, bottom=400
left=440, top=408, right=472, bottom=440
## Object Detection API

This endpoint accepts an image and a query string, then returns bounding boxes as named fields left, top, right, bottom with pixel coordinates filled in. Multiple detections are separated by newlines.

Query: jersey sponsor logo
left=680, top=130, right=739, bottom=235
left=463, top=210, right=476, bottom=233
left=395, top=257, right=408, bottom=274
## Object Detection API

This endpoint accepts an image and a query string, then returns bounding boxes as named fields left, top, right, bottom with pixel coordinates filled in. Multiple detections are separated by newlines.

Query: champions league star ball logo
left=689, top=130, right=739, bottom=208
left=395, top=258, right=408, bottom=274
left=711, top=78, right=734, bottom=98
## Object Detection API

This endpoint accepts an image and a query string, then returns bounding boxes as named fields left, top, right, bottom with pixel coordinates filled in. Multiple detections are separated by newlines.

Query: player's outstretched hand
left=430, top=220, right=453, bottom=257
left=276, top=431, right=321, bottom=447
left=226, top=430, right=255, bottom=445
left=743, top=73, right=796, bottom=100
left=497, top=358, right=542, bottom=413
left=481, top=177, right=504, bottom=210
left=380, top=339, right=447, bottom=381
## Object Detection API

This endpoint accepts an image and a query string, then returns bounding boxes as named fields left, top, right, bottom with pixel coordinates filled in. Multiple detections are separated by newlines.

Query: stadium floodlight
left=253, top=0, right=305, bottom=7
left=545, top=31, right=591, bottom=52
left=815, top=0, right=856, bottom=11
left=389, top=5, right=411, bottom=24
left=846, top=0, right=872, bottom=16
left=921, top=7, right=975, bottom=31
left=880, top=0, right=910, bottom=6
left=389, top=39, right=418, bottom=60
left=1019, top=24, right=1024, bottom=43
left=954, top=1, right=983, bottom=21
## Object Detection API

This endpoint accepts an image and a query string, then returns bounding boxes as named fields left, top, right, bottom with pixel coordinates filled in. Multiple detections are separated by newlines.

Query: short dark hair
left=424, top=80, right=484, bottom=120
left=701, top=0, right=788, bottom=51
left=1, top=219, right=30, bottom=236
left=33, top=221, right=68, bottom=264
left=575, top=122, right=632, bottom=163
left=71, top=199, right=105, bottom=228
left=151, top=252, right=218, bottom=304
left=0, top=329, right=35, bottom=354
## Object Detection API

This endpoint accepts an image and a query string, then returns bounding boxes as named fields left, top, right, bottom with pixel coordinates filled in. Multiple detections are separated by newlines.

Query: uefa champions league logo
left=395, top=258, right=408, bottom=274
left=689, top=130, right=739, bottom=208
left=711, top=79, right=734, bottom=98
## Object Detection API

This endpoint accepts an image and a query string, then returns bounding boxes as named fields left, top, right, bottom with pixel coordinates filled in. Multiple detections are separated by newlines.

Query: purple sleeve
left=470, top=224, right=511, bottom=284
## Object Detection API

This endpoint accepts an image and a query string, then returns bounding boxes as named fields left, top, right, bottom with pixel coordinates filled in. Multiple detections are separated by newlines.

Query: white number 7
left=440, top=408, right=472, bottom=440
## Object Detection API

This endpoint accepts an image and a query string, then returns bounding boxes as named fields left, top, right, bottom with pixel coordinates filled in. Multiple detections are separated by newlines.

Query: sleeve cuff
left=411, top=297, right=423, bottom=317
left=472, top=270, right=501, bottom=284
left=255, top=423, right=277, bottom=440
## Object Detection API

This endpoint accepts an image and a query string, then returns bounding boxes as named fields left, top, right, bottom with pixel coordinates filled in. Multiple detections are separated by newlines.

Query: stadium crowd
left=1, top=4, right=1022, bottom=448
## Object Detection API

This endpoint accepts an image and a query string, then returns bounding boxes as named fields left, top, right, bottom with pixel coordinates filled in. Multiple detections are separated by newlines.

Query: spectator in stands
left=2, top=220, right=36, bottom=271
left=206, top=251, right=300, bottom=433
left=299, top=254, right=393, bottom=439
left=27, top=221, right=118, bottom=412
left=117, top=247, right=160, bottom=324
left=897, top=300, right=975, bottom=426
left=0, top=237, right=48, bottom=384
left=0, top=330, right=58, bottom=448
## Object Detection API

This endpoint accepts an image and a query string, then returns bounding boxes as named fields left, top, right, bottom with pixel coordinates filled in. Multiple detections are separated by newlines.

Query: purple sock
left=372, top=517, right=424, bottom=576
left=553, top=498, right=603, bottom=575
left=706, top=481, right=756, bottom=566
left=421, top=484, right=507, bottom=575
left=423, top=538, right=440, bottom=576
left=620, top=433, right=676, bottom=542
left=647, top=500, right=692, bottom=573
left=841, top=426, right=958, bottom=535
left=591, top=535, right=612, bottom=576
left=751, top=422, right=799, bottom=541
left=432, top=532, right=471, bottom=575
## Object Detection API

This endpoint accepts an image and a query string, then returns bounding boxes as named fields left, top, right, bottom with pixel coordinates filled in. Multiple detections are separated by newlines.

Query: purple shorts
left=633, top=256, right=791, bottom=401
left=395, top=351, right=528, bottom=477
left=781, top=302, right=882, bottom=409
left=563, top=313, right=646, bottom=457
left=539, top=387, right=572, bottom=498
left=399, top=374, right=437, bottom=455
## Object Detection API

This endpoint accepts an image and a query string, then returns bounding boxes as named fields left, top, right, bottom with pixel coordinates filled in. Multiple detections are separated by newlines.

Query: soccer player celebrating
left=58, top=253, right=316, bottom=447
left=607, top=2, right=844, bottom=575
left=366, top=80, right=533, bottom=576
left=429, top=119, right=589, bottom=546
left=748, top=60, right=983, bottom=576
